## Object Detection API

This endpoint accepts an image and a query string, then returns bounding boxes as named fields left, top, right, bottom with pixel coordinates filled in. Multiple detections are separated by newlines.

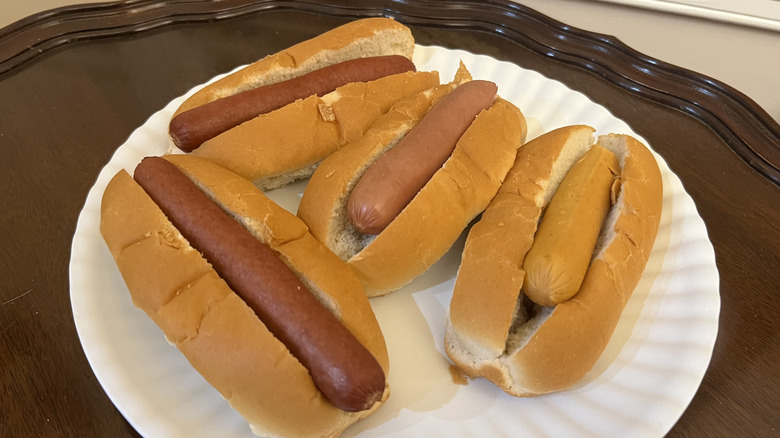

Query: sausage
left=346, top=80, right=498, bottom=235
left=522, top=143, right=620, bottom=307
left=170, top=55, right=416, bottom=152
left=133, top=156, right=386, bottom=412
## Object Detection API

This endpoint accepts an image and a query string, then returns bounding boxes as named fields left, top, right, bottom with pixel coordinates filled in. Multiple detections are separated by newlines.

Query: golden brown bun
left=168, top=17, right=436, bottom=191
left=188, top=70, right=439, bottom=190
left=100, top=155, right=389, bottom=437
left=297, top=66, right=528, bottom=296
left=444, top=125, right=664, bottom=396
left=173, top=17, right=415, bottom=117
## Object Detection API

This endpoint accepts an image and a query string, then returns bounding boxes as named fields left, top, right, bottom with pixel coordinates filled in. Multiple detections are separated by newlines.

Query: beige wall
left=3, top=0, right=106, bottom=28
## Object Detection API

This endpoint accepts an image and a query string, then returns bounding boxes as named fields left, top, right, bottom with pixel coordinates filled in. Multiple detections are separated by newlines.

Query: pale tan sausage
left=522, top=143, right=620, bottom=307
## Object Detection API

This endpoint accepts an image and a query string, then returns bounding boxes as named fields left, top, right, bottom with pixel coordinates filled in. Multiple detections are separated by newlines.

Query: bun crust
left=100, top=156, right=389, bottom=437
left=445, top=126, right=663, bottom=396
left=173, top=18, right=415, bottom=116
left=298, top=69, right=527, bottom=296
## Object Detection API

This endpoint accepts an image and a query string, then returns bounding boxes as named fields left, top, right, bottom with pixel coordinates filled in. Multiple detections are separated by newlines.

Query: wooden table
left=1, top=1, right=778, bottom=436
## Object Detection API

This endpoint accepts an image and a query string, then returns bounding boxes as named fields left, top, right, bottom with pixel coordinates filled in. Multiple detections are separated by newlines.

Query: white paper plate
left=69, top=45, right=720, bottom=437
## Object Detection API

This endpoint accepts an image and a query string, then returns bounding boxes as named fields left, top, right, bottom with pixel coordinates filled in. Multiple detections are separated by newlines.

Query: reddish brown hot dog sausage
left=170, top=55, right=416, bottom=152
left=346, top=80, right=498, bottom=234
left=133, top=156, right=385, bottom=412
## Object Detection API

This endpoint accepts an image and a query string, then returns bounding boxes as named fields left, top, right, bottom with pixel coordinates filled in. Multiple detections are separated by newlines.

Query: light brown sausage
left=170, top=55, right=416, bottom=152
left=346, top=80, right=498, bottom=235
left=133, top=156, right=386, bottom=412
left=522, top=143, right=620, bottom=307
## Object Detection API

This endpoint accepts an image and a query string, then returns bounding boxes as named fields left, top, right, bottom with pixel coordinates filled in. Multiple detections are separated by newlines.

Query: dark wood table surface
left=1, top=1, right=778, bottom=436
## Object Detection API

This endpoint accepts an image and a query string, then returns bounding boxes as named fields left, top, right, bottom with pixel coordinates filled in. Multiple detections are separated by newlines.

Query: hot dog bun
left=173, top=18, right=415, bottom=116
left=444, top=125, right=663, bottom=396
left=169, top=18, right=440, bottom=190
left=297, top=65, right=527, bottom=296
left=100, top=155, right=389, bottom=437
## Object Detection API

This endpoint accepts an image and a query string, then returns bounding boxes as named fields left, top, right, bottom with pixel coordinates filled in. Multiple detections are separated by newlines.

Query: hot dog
left=523, top=143, right=621, bottom=306
left=168, top=18, right=440, bottom=190
left=444, top=125, right=663, bottom=396
left=297, top=65, right=527, bottom=296
left=100, top=155, right=390, bottom=436
left=347, top=80, right=499, bottom=235
left=170, top=55, right=417, bottom=152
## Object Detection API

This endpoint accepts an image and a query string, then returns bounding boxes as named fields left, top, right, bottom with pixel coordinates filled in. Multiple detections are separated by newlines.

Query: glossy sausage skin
left=347, top=80, right=498, bottom=235
left=170, top=55, right=416, bottom=152
left=133, top=156, right=386, bottom=412
left=522, top=144, right=620, bottom=307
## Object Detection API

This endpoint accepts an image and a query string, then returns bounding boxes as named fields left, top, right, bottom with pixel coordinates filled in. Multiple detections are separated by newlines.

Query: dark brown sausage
left=170, top=55, right=416, bottom=152
left=133, top=156, right=385, bottom=412
left=347, top=80, right=498, bottom=235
